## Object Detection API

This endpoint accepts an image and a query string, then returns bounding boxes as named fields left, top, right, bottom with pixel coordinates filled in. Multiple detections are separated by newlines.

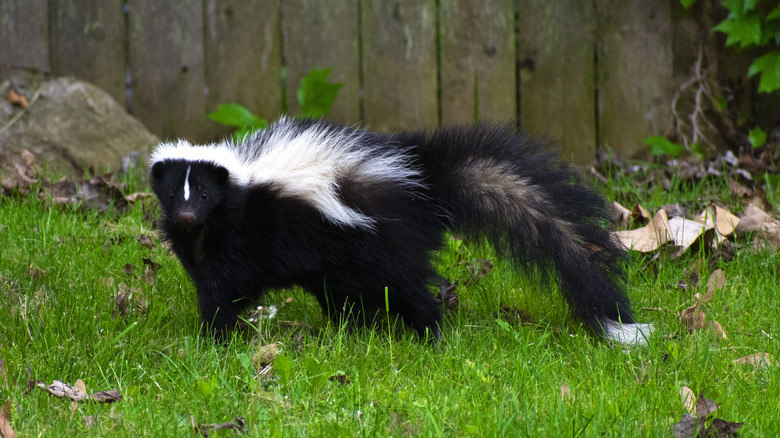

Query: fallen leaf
left=612, top=202, right=631, bottom=228
left=614, top=210, right=673, bottom=252
left=632, top=204, right=651, bottom=221
left=37, top=380, right=121, bottom=403
left=679, top=386, right=695, bottom=413
left=735, top=205, right=780, bottom=248
left=668, top=216, right=713, bottom=253
left=8, top=87, right=28, bottom=108
left=671, top=413, right=706, bottom=438
left=0, top=398, right=16, bottom=438
left=560, top=383, right=574, bottom=401
left=136, top=234, right=154, bottom=250
left=197, top=417, right=246, bottom=436
left=680, top=302, right=706, bottom=331
left=703, top=269, right=725, bottom=302
left=253, top=342, right=282, bottom=369
left=435, top=280, right=459, bottom=313
left=732, top=353, right=777, bottom=369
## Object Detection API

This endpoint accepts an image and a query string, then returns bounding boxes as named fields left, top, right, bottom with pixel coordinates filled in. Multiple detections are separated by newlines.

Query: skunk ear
left=214, top=166, right=229, bottom=184
left=151, top=162, right=165, bottom=180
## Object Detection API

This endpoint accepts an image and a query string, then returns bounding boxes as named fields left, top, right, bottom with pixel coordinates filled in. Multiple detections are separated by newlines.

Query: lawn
left=0, top=167, right=778, bottom=437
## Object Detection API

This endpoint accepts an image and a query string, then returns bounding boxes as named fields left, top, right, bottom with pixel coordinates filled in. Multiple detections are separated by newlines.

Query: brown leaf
left=465, top=259, right=493, bottom=280
left=671, top=413, right=706, bottom=438
left=123, top=192, right=154, bottom=203
left=0, top=398, right=17, bottom=438
left=612, top=202, right=631, bottom=228
left=25, top=266, right=46, bottom=280
left=732, top=353, right=777, bottom=369
left=614, top=209, right=673, bottom=252
left=90, top=390, right=122, bottom=403
left=631, top=204, right=651, bottom=222
left=560, top=383, right=574, bottom=401
left=435, top=280, right=459, bottom=313
left=197, top=417, right=246, bottom=436
left=703, top=269, right=725, bottom=302
left=37, top=380, right=121, bottom=403
left=8, top=87, right=28, bottom=108
left=735, top=205, right=780, bottom=248
left=253, top=342, right=282, bottom=369
left=679, top=386, right=696, bottom=413
left=679, top=302, right=706, bottom=331
left=136, top=234, right=155, bottom=250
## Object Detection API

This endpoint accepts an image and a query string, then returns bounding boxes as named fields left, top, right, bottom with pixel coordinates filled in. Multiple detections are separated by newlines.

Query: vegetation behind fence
left=0, top=0, right=767, bottom=163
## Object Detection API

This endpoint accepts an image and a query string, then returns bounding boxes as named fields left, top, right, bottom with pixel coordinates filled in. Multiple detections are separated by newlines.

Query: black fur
left=150, top=119, right=641, bottom=342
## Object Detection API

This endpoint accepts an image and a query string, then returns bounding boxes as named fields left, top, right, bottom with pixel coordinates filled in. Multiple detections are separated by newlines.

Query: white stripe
left=150, top=139, right=251, bottom=186
left=604, top=320, right=654, bottom=345
left=183, top=165, right=191, bottom=200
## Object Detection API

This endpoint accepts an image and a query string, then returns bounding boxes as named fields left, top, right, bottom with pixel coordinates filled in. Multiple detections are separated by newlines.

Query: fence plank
left=283, top=0, right=360, bottom=123
left=50, top=0, right=126, bottom=106
left=596, top=0, right=673, bottom=157
left=361, top=0, right=438, bottom=132
left=205, top=0, right=283, bottom=138
left=0, top=0, right=50, bottom=77
left=128, top=0, right=207, bottom=142
left=518, top=0, right=596, bottom=165
left=440, top=0, right=516, bottom=125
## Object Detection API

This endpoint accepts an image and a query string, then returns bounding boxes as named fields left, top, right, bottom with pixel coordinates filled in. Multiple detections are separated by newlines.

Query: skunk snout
left=176, top=209, right=197, bottom=226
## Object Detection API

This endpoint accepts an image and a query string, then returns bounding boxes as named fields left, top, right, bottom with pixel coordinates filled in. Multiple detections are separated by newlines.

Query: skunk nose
left=177, top=210, right=197, bottom=225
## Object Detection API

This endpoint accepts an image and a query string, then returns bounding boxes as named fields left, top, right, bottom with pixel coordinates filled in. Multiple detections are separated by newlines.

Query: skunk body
left=150, top=118, right=652, bottom=344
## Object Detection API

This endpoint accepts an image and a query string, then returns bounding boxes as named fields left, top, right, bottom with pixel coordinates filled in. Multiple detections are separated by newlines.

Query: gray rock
left=0, top=77, right=158, bottom=178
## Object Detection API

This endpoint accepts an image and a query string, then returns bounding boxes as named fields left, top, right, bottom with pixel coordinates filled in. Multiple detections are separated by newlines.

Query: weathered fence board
left=283, top=0, right=360, bottom=123
left=50, top=0, right=127, bottom=106
left=0, top=0, right=50, bottom=76
left=128, top=0, right=207, bottom=142
left=518, top=0, right=596, bottom=165
left=204, top=0, right=283, bottom=138
left=439, top=0, right=516, bottom=125
left=361, top=0, right=438, bottom=132
left=596, top=0, right=673, bottom=157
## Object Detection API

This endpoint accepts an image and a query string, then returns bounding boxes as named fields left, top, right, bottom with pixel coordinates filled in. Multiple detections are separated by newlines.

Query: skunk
left=150, top=118, right=653, bottom=344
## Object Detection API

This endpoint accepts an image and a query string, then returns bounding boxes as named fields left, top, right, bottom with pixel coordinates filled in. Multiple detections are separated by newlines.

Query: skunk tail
left=404, top=124, right=652, bottom=344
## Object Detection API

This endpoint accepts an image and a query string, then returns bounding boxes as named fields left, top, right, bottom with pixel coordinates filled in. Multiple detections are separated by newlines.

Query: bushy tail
left=403, top=124, right=652, bottom=344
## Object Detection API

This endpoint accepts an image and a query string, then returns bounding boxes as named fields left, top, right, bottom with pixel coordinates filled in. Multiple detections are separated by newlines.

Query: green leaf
left=296, top=68, right=343, bottom=119
left=691, top=142, right=706, bottom=159
left=644, top=135, right=684, bottom=157
left=208, top=103, right=267, bottom=130
left=742, top=0, right=758, bottom=13
left=748, top=126, right=767, bottom=148
left=273, top=354, right=293, bottom=385
left=768, top=5, right=780, bottom=20
left=713, top=11, right=763, bottom=48
left=680, top=0, right=696, bottom=9
left=748, top=52, right=780, bottom=93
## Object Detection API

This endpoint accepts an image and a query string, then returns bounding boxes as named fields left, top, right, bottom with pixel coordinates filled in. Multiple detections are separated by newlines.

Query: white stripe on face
left=183, top=165, right=191, bottom=201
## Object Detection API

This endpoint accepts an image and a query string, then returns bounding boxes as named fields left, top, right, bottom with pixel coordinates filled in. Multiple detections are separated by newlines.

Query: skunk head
left=150, top=159, right=230, bottom=230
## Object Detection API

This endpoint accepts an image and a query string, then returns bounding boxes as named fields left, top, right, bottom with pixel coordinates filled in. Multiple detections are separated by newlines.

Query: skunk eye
left=201, top=191, right=209, bottom=200
left=168, top=191, right=175, bottom=200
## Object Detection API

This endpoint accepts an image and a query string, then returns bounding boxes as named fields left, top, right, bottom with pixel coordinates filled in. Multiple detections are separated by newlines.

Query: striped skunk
left=150, top=118, right=653, bottom=344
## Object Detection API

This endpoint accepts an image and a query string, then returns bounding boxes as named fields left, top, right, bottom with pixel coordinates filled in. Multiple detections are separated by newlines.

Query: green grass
left=0, top=173, right=778, bottom=436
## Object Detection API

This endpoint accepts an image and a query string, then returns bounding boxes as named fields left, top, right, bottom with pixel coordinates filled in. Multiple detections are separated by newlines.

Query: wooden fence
left=0, top=0, right=746, bottom=163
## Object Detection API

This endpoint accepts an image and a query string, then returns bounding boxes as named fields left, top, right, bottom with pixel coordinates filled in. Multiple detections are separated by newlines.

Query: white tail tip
left=604, top=320, right=654, bottom=345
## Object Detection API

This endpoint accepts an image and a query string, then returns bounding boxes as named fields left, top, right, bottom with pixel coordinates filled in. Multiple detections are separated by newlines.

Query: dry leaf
left=612, top=202, right=631, bottom=228
left=136, top=234, right=155, bottom=250
left=668, top=217, right=712, bottom=252
left=680, top=302, right=706, bottom=331
left=614, top=210, right=673, bottom=252
left=732, top=353, right=777, bottom=369
left=706, top=320, right=727, bottom=340
left=37, top=380, right=121, bottom=403
left=703, top=269, right=725, bottom=302
left=197, top=417, right=246, bottom=436
left=679, top=386, right=695, bottom=413
left=0, top=398, right=16, bottom=438
left=253, top=342, right=282, bottom=368
left=436, top=280, right=459, bottom=313
left=632, top=204, right=651, bottom=221
left=8, top=87, right=28, bottom=108
left=560, top=383, right=574, bottom=401
left=735, top=205, right=780, bottom=248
